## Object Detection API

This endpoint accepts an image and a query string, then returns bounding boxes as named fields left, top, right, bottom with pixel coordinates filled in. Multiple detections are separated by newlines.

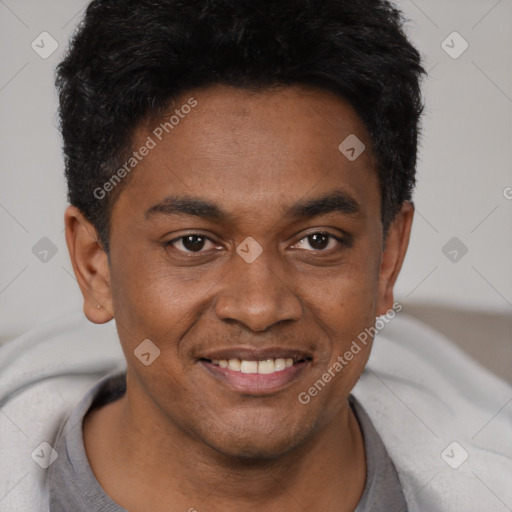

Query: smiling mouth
left=204, top=357, right=305, bottom=375
left=198, top=351, right=312, bottom=394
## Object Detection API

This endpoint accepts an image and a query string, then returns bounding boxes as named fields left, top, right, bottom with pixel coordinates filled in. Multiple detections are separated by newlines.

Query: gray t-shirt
left=48, top=372, right=407, bottom=512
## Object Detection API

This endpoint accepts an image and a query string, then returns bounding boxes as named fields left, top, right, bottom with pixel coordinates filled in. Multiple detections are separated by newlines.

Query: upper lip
left=199, top=347, right=313, bottom=363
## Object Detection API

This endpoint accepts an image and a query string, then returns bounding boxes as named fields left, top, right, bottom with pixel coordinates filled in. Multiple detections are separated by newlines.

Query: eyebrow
left=288, top=190, right=361, bottom=218
left=144, top=190, right=361, bottom=222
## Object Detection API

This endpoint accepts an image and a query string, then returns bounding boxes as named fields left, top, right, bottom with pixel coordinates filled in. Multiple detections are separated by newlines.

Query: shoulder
left=353, top=312, right=512, bottom=512
left=0, top=310, right=125, bottom=511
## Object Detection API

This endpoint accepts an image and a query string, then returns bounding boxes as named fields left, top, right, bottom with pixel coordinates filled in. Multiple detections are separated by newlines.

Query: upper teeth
left=212, top=358, right=294, bottom=374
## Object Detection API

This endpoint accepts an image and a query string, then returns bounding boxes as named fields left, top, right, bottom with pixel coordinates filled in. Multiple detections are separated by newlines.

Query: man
left=1, top=1, right=510, bottom=511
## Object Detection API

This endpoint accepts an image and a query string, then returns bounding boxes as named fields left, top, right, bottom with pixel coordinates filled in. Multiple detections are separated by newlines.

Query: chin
left=197, top=416, right=314, bottom=461
left=209, top=436, right=298, bottom=461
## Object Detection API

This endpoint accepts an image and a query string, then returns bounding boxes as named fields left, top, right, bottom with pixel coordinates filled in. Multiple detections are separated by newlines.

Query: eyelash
left=165, top=232, right=347, bottom=255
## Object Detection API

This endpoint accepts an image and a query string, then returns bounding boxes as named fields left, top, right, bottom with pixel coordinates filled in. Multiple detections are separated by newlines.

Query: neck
left=83, top=378, right=366, bottom=512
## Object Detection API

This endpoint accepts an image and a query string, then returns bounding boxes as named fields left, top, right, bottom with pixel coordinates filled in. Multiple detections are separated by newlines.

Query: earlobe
left=376, top=201, right=414, bottom=316
left=64, top=206, right=114, bottom=324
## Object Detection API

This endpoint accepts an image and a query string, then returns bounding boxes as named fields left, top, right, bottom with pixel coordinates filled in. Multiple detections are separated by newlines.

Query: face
left=68, top=84, right=412, bottom=459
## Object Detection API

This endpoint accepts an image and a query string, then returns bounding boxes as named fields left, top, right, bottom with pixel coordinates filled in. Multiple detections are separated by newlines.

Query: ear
left=64, top=205, right=114, bottom=324
left=376, top=201, right=414, bottom=316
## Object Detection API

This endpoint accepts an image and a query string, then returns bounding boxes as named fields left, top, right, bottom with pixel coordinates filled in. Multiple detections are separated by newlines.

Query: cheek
left=109, top=244, right=200, bottom=327
left=303, top=282, right=376, bottom=413
left=108, top=248, right=228, bottom=388
left=307, top=248, right=381, bottom=377
left=313, top=249, right=381, bottom=329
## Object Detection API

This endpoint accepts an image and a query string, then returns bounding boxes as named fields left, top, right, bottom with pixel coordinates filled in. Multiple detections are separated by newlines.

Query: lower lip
left=200, top=360, right=310, bottom=394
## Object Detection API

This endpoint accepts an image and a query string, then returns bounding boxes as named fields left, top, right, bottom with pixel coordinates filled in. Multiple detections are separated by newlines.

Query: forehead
left=113, top=84, right=380, bottom=227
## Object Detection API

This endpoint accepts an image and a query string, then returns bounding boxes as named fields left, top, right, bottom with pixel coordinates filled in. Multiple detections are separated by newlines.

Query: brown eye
left=307, top=233, right=329, bottom=250
left=293, top=232, right=343, bottom=252
left=181, top=235, right=206, bottom=252
left=167, top=234, right=217, bottom=253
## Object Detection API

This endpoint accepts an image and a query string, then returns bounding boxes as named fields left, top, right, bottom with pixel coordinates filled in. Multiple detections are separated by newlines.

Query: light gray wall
left=1, top=0, right=511, bottom=341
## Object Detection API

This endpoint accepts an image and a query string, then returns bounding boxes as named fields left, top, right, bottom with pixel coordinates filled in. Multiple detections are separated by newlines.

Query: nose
left=214, top=250, right=303, bottom=332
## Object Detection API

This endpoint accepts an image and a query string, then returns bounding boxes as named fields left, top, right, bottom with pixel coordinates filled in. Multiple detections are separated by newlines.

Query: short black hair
left=56, top=0, right=426, bottom=252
